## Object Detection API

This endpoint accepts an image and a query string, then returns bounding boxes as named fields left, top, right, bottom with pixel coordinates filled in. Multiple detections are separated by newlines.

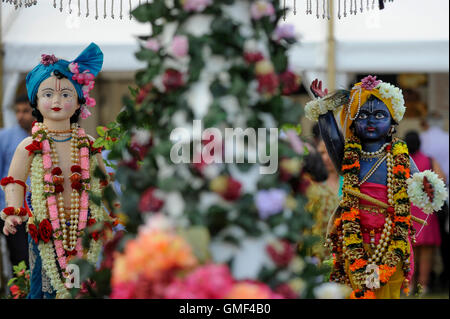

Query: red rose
left=92, top=231, right=100, bottom=241
left=279, top=70, right=300, bottom=95
left=55, top=184, right=64, bottom=193
left=38, top=219, right=52, bottom=243
left=71, top=181, right=82, bottom=191
left=25, top=140, right=43, bottom=156
left=257, top=73, right=279, bottom=96
left=51, top=167, right=63, bottom=175
left=266, top=240, right=296, bottom=267
left=222, top=177, right=242, bottom=201
left=138, top=187, right=164, bottom=213
left=162, top=69, right=184, bottom=92
left=244, top=51, right=265, bottom=64
left=71, top=165, right=82, bottom=173
left=28, top=224, right=39, bottom=244
left=87, top=218, right=97, bottom=227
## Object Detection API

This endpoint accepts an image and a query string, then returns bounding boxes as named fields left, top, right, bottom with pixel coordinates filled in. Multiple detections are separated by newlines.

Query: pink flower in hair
left=85, top=96, right=96, bottom=107
left=80, top=106, right=92, bottom=119
left=68, top=62, right=80, bottom=74
left=82, top=81, right=95, bottom=92
left=361, top=75, right=381, bottom=91
left=82, top=71, right=95, bottom=85
left=41, top=54, right=58, bottom=66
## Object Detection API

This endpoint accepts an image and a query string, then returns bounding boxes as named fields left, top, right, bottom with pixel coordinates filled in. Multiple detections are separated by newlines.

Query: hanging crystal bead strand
left=69, top=0, right=72, bottom=14
left=111, top=0, right=115, bottom=19
left=78, top=0, right=81, bottom=16
left=59, top=0, right=63, bottom=12
left=129, top=0, right=132, bottom=20
left=120, top=0, right=123, bottom=19
left=327, top=0, right=330, bottom=19
left=293, top=0, right=297, bottom=15
left=104, top=0, right=107, bottom=18
left=86, top=0, right=89, bottom=17
left=316, top=0, right=319, bottom=18
left=360, top=0, right=363, bottom=12
left=95, top=0, right=99, bottom=19
left=338, top=0, right=341, bottom=18
left=344, top=0, right=347, bottom=17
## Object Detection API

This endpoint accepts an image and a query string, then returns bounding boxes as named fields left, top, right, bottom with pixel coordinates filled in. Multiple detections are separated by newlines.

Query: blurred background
left=0, top=0, right=448, bottom=299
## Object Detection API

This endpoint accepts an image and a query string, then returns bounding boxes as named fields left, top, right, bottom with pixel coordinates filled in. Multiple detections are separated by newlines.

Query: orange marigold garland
left=327, top=137, right=413, bottom=298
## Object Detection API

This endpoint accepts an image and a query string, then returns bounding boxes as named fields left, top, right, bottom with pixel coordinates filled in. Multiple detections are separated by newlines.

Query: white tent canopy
left=285, top=0, right=449, bottom=88
left=1, top=0, right=449, bottom=126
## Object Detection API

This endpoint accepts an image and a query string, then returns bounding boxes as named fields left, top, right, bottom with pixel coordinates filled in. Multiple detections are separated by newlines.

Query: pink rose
left=144, top=39, right=161, bottom=52
left=182, top=0, right=212, bottom=12
left=170, top=35, right=189, bottom=58
left=273, top=24, right=296, bottom=42
left=80, top=106, right=92, bottom=119
left=250, top=1, right=275, bottom=20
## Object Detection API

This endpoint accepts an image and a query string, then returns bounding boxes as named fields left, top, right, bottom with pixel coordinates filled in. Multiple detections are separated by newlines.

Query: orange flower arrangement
left=111, top=229, right=198, bottom=285
left=378, top=265, right=397, bottom=284
left=394, top=215, right=411, bottom=225
left=350, top=289, right=376, bottom=299
left=349, top=259, right=367, bottom=273
left=392, top=165, right=410, bottom=178
left=342, top=161, right=360, bottom=171
left=341, top=208, right=359, bottom=222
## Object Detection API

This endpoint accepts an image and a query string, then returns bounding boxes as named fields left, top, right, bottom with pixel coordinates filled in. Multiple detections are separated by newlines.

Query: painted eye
left=44, top=92, right=53, bottom=98
left=375, top=112, right=386, bottom=119
left=62, top=93, right=71, bottom=98
left=358, top=113, right=368, bottom=120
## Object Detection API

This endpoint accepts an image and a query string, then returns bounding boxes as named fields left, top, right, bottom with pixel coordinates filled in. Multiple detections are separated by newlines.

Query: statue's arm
left=318, top=111, right=345, bottom=174
left=2, top=137, right=34, bottom=235
left=4, top=137, right=34, bottom=208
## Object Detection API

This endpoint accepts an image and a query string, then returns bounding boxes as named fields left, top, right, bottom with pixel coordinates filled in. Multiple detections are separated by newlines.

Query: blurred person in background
left=404, top=131, right=445, bottom=294
left=0, top=94, right=35, bottom=271
left=302, top=124, right=341, bottom=261
left=419, top=112, right=449, bottom=292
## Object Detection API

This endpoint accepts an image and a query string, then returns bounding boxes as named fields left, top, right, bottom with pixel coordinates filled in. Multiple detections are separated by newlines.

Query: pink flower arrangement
left=360, top=75, right=381, bottom=91
left=41, top=54, right=58, bottom=66
left=273, top=24, right=296, bottom=42
left=170, top=35, right=189, bottom=58
left=144, top=39, right=161, bottom=52
left=181, top=0, right=212, bottom=12
left=250, top=1, right=275, bottom=20
left=164, top=264, right=234, bottom=299
left=68, top=62, right=79, bottom=73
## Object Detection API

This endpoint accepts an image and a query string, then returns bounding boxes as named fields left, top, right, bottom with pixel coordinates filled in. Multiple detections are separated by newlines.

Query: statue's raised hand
left=310, top=78, right=329, bottom=98
left=3, top=215, right=22, bottom=236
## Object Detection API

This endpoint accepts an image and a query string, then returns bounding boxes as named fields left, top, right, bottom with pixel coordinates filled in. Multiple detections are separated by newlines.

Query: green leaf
left=96, top=126, right=106, bottom=137
left=92, top=137, right=105, bottom=148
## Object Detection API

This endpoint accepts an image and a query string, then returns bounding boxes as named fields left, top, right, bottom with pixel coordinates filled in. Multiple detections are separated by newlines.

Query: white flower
left=313, top=282, right=352, bottom=299
left=407, top=170, right=448, bottom=214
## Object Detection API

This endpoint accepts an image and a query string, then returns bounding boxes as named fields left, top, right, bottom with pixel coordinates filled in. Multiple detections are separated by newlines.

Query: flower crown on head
left=350, top=75, right=406, bottom=124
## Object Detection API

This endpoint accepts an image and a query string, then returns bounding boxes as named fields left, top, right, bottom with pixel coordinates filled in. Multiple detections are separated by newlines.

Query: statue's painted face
left=37, top=76, right=79, bottom=121
left=353, top=98, right=392, bottom=142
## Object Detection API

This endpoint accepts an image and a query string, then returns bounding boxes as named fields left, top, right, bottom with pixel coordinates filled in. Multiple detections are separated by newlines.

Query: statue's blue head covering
left=26, top=42, right=103, bottom=118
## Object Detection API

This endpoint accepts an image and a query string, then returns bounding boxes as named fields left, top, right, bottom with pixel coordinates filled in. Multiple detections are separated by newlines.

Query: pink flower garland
left=34, top=124, right=91, bottom=270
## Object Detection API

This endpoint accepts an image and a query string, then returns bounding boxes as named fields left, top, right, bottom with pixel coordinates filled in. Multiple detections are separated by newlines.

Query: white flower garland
left=304, top=97, right=339, bottom=122
left=407, top=170, right=448, bottom=215
left=30, top=154, right=104, bottom=299
left=375, top=82, right=406, bottom=123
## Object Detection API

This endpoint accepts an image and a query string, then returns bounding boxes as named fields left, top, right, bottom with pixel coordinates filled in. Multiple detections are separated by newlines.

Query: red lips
left=51, top=107, right=62, bottom=111
left=366, top=127, right=376, bottom=132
